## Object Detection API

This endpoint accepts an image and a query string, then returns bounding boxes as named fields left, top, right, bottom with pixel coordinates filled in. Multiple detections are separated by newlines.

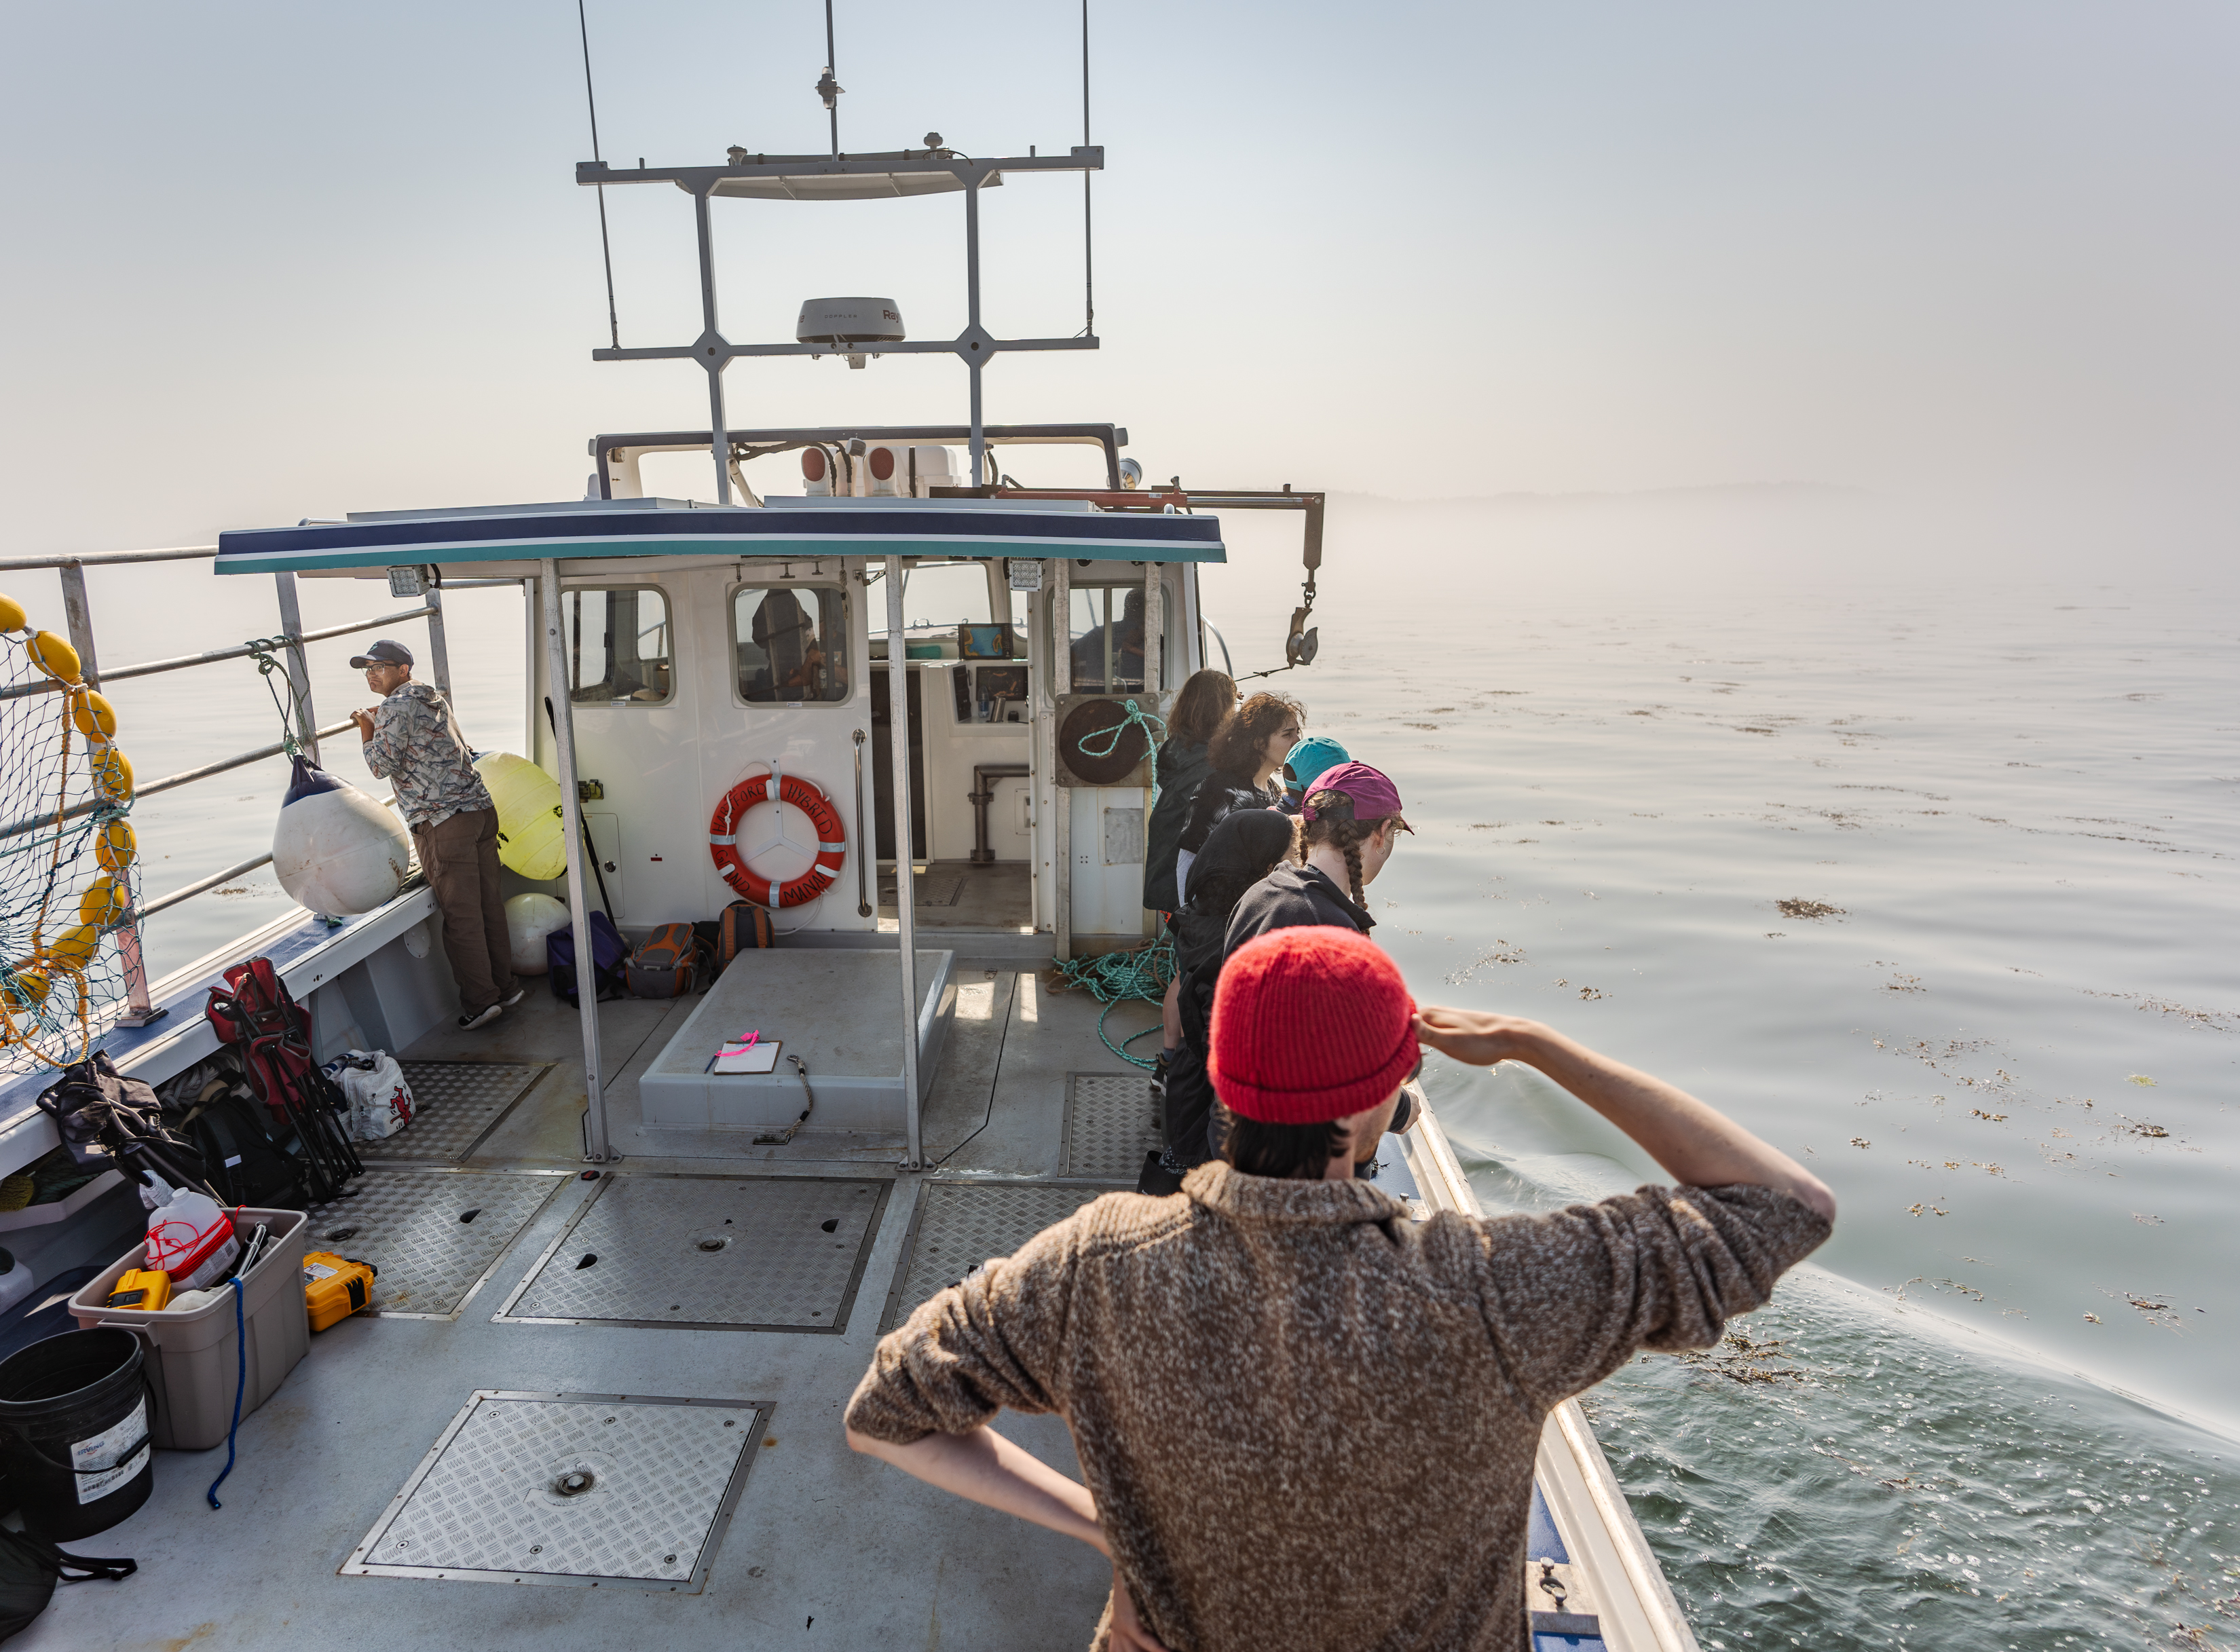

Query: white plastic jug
left=141, top=1173, right=240, bottom=1292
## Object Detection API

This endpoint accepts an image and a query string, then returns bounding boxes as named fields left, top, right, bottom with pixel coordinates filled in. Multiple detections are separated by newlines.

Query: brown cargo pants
left=413, top=807, right=517, bottom=1016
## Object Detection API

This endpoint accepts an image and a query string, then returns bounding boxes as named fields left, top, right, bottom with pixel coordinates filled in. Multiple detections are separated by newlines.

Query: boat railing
left=0, top=545, right=479, bottom=1024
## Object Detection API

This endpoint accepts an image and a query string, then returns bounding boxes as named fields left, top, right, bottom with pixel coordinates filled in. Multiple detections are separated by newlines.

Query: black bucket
left=0, top=1328, right=153, bottom=1541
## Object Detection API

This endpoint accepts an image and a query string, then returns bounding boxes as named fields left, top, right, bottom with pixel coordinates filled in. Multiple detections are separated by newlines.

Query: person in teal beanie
left=1277, top=734, right=1349, bottom=813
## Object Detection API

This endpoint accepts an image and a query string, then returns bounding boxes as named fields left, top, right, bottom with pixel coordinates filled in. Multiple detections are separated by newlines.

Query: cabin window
left=564, top=586, right=673, bottom=705
left=1067, top=582, right=1145, bottom=693
left=734, top=586, right=850, bottom=703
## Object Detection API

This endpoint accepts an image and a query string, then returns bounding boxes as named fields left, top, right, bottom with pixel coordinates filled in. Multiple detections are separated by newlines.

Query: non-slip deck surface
left=498, top=1174, right=890, bottom=1332
left=343, top=1391, right=768, bottom=1590
left=882, top=1180, right=1108, bottom=1331
left=1060, top=1072, right=1160, bottom=1182
left=305, top=1167, right=570, bottom=1317
left=353, top=1061, right=552, bottom=1163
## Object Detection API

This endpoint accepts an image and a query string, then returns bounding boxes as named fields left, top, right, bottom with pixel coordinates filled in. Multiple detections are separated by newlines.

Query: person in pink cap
left=844, top=926, right=1834, bottom=1652
left=1223, top=758, right=1408, bottom=959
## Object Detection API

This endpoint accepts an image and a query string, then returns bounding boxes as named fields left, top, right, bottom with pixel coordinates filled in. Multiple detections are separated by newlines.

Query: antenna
left=817, top=0, right=842, bottom=156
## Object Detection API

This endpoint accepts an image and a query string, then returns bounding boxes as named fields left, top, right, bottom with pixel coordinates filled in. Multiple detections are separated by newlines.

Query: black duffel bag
left=0, top=1524, right=133, bottom=1642
left=35, top=1051, right=214, bottom=1199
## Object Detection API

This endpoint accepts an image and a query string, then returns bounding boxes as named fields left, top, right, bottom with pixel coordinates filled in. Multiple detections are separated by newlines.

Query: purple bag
left=546, top=911, right=629, bottom=1005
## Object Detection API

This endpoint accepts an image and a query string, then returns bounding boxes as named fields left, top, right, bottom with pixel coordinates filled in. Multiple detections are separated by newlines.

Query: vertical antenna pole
left=578, top=0, right=620, bottom=350
left=884, top=557, right=923, bottom=1167
left=1081, top=0, right=1094, bottom=336
left=693, top=185, right=732, bottom=505
left=965, top=178, right=986, bottom=485
left=544, top=560, right=611, bottom=1163
left=824, top=0, right=840, bottom=157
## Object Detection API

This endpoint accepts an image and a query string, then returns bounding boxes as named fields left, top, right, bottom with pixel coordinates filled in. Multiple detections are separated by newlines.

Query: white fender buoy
left=504, top=892, right=570, bottom=974
left=272, top=757, right=411, bottom=918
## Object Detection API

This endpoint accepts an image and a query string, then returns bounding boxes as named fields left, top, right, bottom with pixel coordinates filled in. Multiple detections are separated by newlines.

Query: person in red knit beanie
left=1207, top=923, right=1421, bottom=1177
left=845, top=921, right=1835, bottom=1652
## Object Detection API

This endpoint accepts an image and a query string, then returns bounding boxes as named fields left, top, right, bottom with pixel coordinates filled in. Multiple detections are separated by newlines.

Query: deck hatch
left=881, top=1181, right=1110, bottom=1331
left=494, top=1173, right=891, bottom=1333
left=350, top=1061, right=553, bottom=1163
left=306, top=1168, right=571, bottom=1319
left=341, top=1390, right=768, bottom=1591
left=1061, top=1072, right=1160, bottom=1182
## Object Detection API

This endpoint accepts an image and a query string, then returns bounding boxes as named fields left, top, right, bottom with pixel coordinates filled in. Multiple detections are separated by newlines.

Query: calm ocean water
left=17, top=493, right=2233, bottom=1644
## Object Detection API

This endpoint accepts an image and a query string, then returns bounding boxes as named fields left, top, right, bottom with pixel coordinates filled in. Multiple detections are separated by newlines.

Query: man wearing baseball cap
left=350, top=640, right=520, bottom=1030
left=845, top=926, right=1833, bottom=1652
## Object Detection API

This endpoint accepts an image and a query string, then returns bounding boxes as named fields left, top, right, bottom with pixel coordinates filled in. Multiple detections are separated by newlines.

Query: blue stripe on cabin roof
left=214, top=506, right=1225, bottom=572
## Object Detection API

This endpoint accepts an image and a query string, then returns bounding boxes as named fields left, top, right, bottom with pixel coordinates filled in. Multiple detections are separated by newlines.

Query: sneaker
left=1149, top=1049, right=1172, bottom=1099
left=458, top=1003, right=502, bottom=1031
left=500, top=987, right=526, bottom=1009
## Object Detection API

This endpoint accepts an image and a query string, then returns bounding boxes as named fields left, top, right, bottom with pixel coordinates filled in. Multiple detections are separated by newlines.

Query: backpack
left=713, top=901, right=776, bottom=975
left=546, top=911, right=629, bottom=1006
left=34, top=1053, right=214, bottom=1201
left=0, top=1526, right=134, bottom=1643
left=625, top=923, right=710, bottom=999
left=204, top=958, right=362, bottom=1205
left=157, top=1059, right=305, bottom=1211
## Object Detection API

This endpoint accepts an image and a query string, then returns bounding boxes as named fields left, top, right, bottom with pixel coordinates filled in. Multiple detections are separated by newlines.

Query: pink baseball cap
left=1300, top=760, right=1404, bottom=822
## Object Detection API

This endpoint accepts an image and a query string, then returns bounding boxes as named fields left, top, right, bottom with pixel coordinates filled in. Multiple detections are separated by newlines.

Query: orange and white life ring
left=709, top=768, right=846, bottom=909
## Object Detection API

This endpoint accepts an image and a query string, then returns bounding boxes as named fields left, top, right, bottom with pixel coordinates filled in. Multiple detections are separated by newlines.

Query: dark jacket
left=1141, top=739, right=1215, bottom=913
left=1223, top=862, right=1373, bottom=963
left=1174, top=774, right=1280, bottom=900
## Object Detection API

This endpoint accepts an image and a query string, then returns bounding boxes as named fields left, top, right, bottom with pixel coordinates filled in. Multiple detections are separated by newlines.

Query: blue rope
left=205, top=1275, right=246, bottom=1509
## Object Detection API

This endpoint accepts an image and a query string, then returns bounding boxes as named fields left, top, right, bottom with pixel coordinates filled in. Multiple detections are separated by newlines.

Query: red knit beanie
left=1208, top=926, right=1419, bottom=1124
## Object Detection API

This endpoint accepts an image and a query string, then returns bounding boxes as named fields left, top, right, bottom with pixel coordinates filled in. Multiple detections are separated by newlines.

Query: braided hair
left=1298, top=789, right=1401, bottom=905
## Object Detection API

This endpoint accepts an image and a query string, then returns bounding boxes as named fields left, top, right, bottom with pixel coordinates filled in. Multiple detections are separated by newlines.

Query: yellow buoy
left=3, top=966, right=50, bottom=1011
left=474, top=752, right=568, bottom=880
left=68, top=688, right=117, bottom=740
left=26, top=631, right=81, bottom=684
left=95, top=819, right=137, bottom=875
left=89, top=746, right=133, bottom=803
left=43, top=924, right=102, bottom=972
left=79, top=876, right=128, bottom=927
left=0, top=595, right=23, bottom=633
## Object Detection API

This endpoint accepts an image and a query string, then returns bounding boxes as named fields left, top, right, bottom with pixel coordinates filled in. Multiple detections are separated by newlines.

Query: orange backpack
left=624, top=923, right=709, bottom=998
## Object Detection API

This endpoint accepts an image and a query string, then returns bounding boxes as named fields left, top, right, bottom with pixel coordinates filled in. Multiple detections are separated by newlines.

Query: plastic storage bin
left=67, top=1207, right=310, bottom=1450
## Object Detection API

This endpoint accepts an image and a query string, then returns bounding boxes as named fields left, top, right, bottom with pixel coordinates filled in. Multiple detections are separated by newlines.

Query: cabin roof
left=213, top=499, right=1225, bottom=574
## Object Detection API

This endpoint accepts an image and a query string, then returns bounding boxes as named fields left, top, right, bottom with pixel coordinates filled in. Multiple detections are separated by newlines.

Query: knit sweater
left=846, top=1161, right=1831, bottom=1652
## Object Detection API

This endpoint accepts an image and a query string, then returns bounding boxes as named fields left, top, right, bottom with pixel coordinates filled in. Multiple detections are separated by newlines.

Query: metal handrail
left=0, top=605, right=438, bottom=702
left=0, top=717, right=359, bottom=842
left=0, top=545, right=219, bottom=573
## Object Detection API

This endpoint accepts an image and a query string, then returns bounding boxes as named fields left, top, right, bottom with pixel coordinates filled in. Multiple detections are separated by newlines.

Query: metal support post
left=58, top=563, right=100, bottom=690
left=1142, top=565, right=1163, bottom=696
left=1051, top=559, right=1071, bottom=960
left=965, top=181, right=986, bottom=485
left=272, top=572, right=319, bottom=764
left=884, top=556, right=922, bottom=1168
left=694, top=185, right=732, bottom=506
left=542, top=560, right=612, bottom=1162
left=1025, top=563, right=1046, bottom=933
left=66, top=559, right=161, bottom=1026
left=424, top=582, right=453, bottom=700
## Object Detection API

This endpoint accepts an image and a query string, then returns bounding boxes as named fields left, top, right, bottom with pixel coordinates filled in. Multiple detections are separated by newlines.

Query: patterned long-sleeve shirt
left=846, top=1161, right=1831, bottom=1652
left=362, top=681, right=491, bottom=829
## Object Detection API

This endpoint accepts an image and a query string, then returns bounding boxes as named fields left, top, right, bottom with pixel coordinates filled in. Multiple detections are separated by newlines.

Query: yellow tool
left=105, top=1268, right=172, bottom=1311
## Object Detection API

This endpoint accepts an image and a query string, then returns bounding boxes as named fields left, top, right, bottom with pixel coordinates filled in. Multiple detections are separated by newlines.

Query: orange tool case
left=301, top=1250, right=377, bottom=1331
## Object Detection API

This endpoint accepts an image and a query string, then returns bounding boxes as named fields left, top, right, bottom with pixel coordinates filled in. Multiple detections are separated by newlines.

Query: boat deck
left=26, top=960, right=1159, bottom=1651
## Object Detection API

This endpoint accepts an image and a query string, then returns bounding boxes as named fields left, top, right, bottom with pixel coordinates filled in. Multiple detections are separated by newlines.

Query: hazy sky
left=3, top=2, right=2234, bottom=553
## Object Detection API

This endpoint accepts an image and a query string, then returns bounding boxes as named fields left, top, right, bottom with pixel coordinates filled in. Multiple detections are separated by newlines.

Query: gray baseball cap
left=348, top=639, right=413, bottom=669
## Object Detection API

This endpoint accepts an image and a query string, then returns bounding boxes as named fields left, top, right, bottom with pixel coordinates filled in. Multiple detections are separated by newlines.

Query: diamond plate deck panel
left=343, top=1391, right=767, bottom=1590
left=307, top=1169, right=569, bottom=1318
left=496, top=1174, right=890, bottom=1333
left=352, top=1062, right=553, bottom=1163
left=1061, top=1072, right=1159, bottom=1181
left=881, top=1182, right=1108, bottom=1331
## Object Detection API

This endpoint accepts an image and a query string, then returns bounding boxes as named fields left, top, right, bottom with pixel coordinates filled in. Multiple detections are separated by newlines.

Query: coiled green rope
left=1056, top=696, right=1176, bottom=1068
left=1056, top=937, right=1176, bottom=1069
